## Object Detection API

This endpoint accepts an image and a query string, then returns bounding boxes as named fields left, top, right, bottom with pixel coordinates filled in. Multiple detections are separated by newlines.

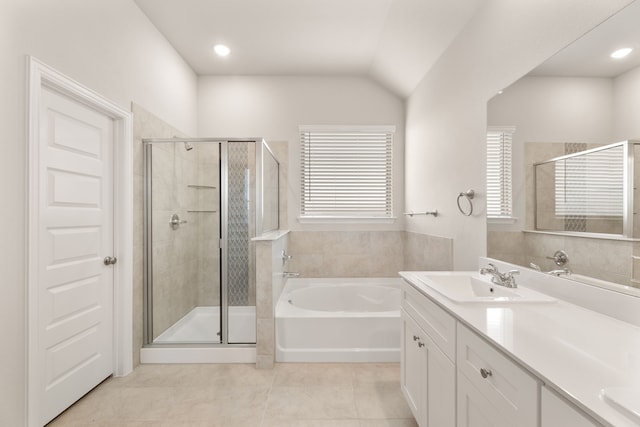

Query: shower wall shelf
left=188, top=184, right=216, bottom=189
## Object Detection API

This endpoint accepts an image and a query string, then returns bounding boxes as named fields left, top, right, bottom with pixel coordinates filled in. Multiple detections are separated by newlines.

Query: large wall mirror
left=486, top=1, right=640, bottom=296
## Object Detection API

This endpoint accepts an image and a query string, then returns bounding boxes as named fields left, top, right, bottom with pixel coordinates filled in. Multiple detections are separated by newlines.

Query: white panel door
left=37, top=87, right=115, bottom=425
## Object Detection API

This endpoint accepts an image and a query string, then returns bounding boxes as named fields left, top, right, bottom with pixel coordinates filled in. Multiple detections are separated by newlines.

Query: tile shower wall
left=194, top=145, right=220, bottom=307
left=150, top=142, right=202, bottom=339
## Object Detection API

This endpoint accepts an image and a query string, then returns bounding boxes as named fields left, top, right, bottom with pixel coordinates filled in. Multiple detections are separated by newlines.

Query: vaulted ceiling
left=133, top=0, right=483, bottom=98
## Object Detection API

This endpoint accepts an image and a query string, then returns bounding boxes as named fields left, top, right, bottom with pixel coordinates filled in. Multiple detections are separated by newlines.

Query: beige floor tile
left=262, top=419, right=360, bottom=427
left=49, top=422, right=158, bottom=427
left=47, top=381, right=123, bottom=425
left=164, top=385, right=269, bottom=421
left=357, top=420, right=418, bottom=427
left=116, top=386, right=176, bottom=421
left=354, top=385, right=413, bottom=419
left=47, top=363, right=417, bottom=427
left=273, top=363, right=355, bottom=387
left=194, top=363, right=276, bottom=388
left=352, top=363, right=401, bottom=386
left=111, top=364, right=203, bottom=388
left=265, top=386, right=358, bottom=420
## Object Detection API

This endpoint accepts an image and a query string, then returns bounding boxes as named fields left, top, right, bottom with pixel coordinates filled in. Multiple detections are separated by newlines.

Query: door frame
left=26, top=56, right=133, bottom=426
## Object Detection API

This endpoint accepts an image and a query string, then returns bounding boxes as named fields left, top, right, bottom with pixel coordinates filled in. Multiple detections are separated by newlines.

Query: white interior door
left=37, top=87, right=115, bottom=425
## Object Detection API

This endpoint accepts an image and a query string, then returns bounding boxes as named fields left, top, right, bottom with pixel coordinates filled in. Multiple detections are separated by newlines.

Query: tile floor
left=47, top=363, right=418, bottom=427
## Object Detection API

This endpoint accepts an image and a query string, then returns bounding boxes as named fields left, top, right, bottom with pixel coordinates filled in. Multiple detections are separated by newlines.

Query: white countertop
left=399, top=270, right=640, bottom=427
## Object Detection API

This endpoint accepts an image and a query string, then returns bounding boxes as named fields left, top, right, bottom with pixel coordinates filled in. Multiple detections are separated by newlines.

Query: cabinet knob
left=480, top=368, right=493, bottom=379
left=418, top=342, right=425, bottom=348
left=413, top=335, right=420, bottom=341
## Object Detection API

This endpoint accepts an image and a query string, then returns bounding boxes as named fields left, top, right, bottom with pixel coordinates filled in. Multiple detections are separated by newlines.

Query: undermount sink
left=411, top=272, right=556, bottom=304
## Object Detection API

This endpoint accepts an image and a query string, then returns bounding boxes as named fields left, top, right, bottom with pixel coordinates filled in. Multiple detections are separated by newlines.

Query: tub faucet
left=480, top=263, right=519, bottom=288
left=548, top=268, right=571, bottom=277
left=282, top=249, right=293, bottom=266
left=283, top=272, right=299, bottom=278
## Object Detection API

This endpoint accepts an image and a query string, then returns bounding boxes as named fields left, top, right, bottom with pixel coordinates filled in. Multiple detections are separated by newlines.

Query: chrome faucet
left=548, top=268, right=571, bottom=277
left=529, top=262, right=571, bottom=277
left=480, top=263, right=519, bottom=288
left=283, top=272, right=299, bottom=278
left=282, top=249, right=293, bottom=266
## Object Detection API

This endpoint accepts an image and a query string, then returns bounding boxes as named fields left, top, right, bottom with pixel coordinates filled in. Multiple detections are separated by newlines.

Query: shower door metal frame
left=142, top=137, right=270, bottom=348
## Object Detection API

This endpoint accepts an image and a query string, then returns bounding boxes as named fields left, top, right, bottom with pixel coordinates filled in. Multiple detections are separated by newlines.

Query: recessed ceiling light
left=213, top=44, right=230, bottom=57
left=610, top=47, right=633, bottom=59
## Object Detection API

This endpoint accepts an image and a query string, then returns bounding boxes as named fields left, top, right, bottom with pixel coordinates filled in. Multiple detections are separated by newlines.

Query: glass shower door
left=145, top=141, right=222, bottom=344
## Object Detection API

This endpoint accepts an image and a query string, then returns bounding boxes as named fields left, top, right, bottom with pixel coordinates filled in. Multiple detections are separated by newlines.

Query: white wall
left=0, top=1, right=197, bottom=425
left=198, top=75, right=405, bottom=231
left=613, top=65, right=640, bottom=140
left=487, top=76, right=614, bottom=231
left=404, top=0, right=634, bottom=270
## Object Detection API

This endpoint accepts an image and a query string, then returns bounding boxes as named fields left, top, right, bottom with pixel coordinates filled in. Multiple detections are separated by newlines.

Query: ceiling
left=529, top=0, right=640, bottom=78
left=133, top=0, right=483, bottom=98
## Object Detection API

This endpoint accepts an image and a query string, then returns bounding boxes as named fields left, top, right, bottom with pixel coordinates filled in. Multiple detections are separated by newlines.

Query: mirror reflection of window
left=486, top=126, right=515, bottom=221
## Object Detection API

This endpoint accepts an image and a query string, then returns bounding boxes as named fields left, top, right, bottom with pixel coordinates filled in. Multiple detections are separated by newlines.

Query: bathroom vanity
left=399, top=267, right=640, bottom=427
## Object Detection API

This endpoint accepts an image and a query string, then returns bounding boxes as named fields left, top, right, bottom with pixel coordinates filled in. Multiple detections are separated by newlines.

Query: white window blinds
left=555, top=145, right=624, bottom=216
left=300, top=126, right=394, bottom=218
left=486, top=127, right=514, bottom=219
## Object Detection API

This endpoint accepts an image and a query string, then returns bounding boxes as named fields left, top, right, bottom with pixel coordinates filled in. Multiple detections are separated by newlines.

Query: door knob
left=104, top=256, right=117, bottom=266
left=480, top=368, right=493, bottom=379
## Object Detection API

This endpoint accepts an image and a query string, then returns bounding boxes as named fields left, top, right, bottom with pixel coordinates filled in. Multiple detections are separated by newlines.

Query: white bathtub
left=275, top=277, right=402, bottom=363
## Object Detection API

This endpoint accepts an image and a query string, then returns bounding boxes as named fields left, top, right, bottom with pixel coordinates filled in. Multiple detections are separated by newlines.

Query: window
left=299, top=126, right=394, bottom=220
left=486, top=127, right=514, bottom=219
left=554, top=145, right=624, bottom=217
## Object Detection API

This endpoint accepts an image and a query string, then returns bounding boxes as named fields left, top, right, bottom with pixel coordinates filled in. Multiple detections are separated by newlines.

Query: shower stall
left=142, top=138, right=279, bottom=360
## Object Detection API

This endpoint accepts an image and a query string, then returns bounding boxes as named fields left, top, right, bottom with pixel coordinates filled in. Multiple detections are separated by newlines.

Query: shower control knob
left=104, top=256, right=117, bottom=266
left=169, top=213, right=187, bottom=230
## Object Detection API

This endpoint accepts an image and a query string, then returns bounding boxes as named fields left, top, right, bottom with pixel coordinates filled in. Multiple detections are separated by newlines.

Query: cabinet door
left=426, top=337, right=455, bottom=427
left=541, top=387, right=602, bottom=427
left=457, top=324, right=538, bottom=427
left=401, top=311, right=426, bottom=425
left=458, top=373, right=510, bottom=427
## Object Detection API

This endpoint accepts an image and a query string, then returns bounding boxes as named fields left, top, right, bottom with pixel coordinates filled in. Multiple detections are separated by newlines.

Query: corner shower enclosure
left=143, top=138, right=278, bottom=350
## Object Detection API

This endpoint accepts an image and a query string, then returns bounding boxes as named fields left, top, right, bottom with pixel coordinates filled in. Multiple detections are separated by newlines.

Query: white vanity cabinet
left=541, top=387, right=603, bottom=427
left=399, top=272, right=634, bottom=427
left=456, top=323, right=539, bottom=427
left=400, top=283, right=456, bottom=427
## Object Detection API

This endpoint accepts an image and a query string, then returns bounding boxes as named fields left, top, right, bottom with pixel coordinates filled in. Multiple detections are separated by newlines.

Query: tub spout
left=283, top=272, right=300, bottom=278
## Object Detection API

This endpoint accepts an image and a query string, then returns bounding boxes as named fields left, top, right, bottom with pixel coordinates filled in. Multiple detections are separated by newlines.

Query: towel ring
left=457, top=190, right=474, bottom=216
